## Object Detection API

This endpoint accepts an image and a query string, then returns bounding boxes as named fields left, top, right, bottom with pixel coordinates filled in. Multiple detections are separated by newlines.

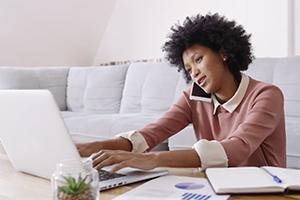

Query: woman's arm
left=92, top=149, right=201, bottom=172
left=137, top=90, right=193, bottom=150
left=77, top=90, right=193, bottom=156
left=76, top=137, right=132, bottom=157
left=154, top=149, right=202, bottom=167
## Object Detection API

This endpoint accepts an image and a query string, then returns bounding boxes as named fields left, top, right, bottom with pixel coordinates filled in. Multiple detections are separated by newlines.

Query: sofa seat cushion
left=168, top=125, right=197, bottom=150
left=62, top=112, right=164, bottom=143
left=61, top=111, right=95, bottom=119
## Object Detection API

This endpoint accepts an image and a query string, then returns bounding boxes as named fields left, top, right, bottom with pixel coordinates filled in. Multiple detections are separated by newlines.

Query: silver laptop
left=0, top=90, right=168, bottom=191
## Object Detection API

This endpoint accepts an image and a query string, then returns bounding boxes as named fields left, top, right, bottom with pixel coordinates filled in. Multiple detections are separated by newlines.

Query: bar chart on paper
left=182, top=192, right=211, bottom=200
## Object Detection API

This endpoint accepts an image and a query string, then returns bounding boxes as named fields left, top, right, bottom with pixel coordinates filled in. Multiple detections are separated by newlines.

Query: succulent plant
left=58, top=174, right=94, bottom=200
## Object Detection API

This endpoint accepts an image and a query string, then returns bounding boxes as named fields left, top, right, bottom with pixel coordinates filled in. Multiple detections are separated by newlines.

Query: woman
left=77, top=13, right=286, bottom=172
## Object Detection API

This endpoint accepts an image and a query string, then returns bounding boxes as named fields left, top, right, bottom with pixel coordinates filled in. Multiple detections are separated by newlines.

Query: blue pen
left=262, top=168, right=282, bottom=183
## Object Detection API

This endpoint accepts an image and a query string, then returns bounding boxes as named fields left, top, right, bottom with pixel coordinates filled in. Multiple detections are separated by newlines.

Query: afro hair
left=162, top=13, right=254, bottom=83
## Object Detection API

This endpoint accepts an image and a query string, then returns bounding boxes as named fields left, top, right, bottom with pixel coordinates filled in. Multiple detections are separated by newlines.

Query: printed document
left=113, top=175, right=230, bottom=200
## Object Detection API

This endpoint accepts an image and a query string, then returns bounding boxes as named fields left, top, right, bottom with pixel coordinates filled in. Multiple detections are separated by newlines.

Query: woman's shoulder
left=247, top=77, right=284, bottom=99
left=244, top=76, right=285, bottom=114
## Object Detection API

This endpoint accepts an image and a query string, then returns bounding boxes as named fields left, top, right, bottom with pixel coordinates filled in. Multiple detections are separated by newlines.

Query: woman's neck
left=215, top=73, right=240, bottom=104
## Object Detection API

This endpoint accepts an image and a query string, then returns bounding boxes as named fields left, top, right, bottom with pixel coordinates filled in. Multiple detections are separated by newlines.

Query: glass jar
left=51, top=159, right=99, bottom=200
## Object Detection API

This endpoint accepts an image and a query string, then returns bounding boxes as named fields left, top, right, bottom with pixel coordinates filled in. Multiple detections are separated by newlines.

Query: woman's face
left=182, top=44, right=233, bottom=96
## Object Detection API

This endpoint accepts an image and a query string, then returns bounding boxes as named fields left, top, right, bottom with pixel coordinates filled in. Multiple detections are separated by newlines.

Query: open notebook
left=206, top=167, right=300, bottom=194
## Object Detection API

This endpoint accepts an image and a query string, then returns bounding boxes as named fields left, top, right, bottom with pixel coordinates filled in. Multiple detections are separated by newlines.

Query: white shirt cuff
left=193, top=139, right=228, bottom=170
left=115, top=130, right=149, bottom=153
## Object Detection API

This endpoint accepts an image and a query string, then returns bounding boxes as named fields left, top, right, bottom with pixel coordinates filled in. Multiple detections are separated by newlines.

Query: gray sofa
left=0, top=57, right=299, bottom=168
left=0, top=63, right=192, bottom=151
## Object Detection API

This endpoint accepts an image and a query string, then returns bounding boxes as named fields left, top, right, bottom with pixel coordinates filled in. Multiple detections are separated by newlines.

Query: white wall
left=1, top=0, right=298, bottom=66
left=0, top=0, right=116, bottom=66
left=94, top=0, right=290, bottom=64
left=295, top=0, right=300, bottom=55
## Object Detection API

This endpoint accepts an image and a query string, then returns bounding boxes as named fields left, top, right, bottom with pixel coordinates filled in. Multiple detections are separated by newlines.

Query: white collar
left=212, top=73, right=250, bottom=115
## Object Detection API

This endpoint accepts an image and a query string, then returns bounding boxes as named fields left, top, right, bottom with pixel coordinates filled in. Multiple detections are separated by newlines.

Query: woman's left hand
left=91, top=150, right=158, bottom=172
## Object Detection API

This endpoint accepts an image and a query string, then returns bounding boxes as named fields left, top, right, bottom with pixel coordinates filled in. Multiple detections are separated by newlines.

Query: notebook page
left=206, top=167, right=284, bottom=193
left=263, top=167, right=300, bottom=190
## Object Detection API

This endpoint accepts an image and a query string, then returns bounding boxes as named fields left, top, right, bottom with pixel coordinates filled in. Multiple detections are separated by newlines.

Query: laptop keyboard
left=98, top=169, right=125, bottom=181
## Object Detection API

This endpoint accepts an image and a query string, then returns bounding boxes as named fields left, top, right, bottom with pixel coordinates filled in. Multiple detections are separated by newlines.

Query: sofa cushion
left=63, top=112, right=163, bottom=141
left=271, top=57, right=300, bottom=168
left=61, top=111, right=93, bottom=119
left=245, top=58, right=278, bottom=83
left=67, top=67, right=94, bottom=111
left=119, top=63, right=151, bottom=113
left=83, top=65, right=129, bottom=113
left=273, top=57, right=300, bottom=118
left=0, top=67, right=69, bottom=110
left=285, top=117, right=300, bottom=168
left=35, top=68, right=69, bottom=111
left=140, top=63, right=180, bottom=113
left=0, top=68, right=39, bottom=89
left=173, top=72, right=190, bottom=103
left=120, top=62, right=188, bottom=114
left=120, top=62, right=182, bottom=114
left=168, top=125, right=197, bottom=150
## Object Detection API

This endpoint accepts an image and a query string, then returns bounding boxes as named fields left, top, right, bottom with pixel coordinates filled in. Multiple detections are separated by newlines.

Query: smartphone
left=189, top=81, right=211, bottom=102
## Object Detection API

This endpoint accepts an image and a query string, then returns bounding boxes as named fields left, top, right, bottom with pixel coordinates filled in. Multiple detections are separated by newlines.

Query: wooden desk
left=1, top=153, right=300, bottom=200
